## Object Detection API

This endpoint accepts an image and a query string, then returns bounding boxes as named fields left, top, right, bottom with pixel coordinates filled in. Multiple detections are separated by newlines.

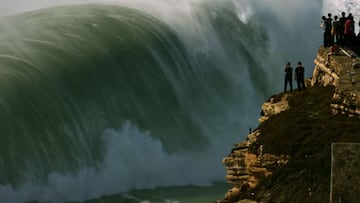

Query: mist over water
left=0, top=0, right=332, bottom=202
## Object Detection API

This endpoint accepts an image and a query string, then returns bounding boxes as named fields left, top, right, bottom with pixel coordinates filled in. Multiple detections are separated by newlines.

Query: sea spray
left=0, top=0, right=326, bottom=202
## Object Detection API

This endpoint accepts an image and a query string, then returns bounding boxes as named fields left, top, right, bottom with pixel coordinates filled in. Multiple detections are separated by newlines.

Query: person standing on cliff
left=332, top=15, right=340, bottom=44
left=320, top=15, right=332, bottom=47
left=321, top=13, right=334, bottom=47
left=327, top=13, right=333, bottom=45
left=294, top=61, right=306, bottom=91
left=339, top=12, right=347, bottom=46
left=320, top=16, right=328, bottom=46
left=344, top=13, right=355, bottom=47
left=284, top=62, right=293, bottom=92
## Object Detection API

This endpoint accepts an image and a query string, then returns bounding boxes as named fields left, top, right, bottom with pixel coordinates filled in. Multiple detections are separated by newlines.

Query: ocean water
left=0, top=0, right=331, bottom=202
left=101, top=182, right=230, bottom=203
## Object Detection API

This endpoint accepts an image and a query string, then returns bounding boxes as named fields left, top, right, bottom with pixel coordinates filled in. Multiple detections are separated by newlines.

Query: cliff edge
left=217, top=46, right=360, bottom=203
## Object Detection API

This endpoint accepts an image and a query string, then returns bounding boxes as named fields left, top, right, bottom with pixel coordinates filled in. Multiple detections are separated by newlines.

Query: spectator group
left=321, top=12, right=360, bottom=48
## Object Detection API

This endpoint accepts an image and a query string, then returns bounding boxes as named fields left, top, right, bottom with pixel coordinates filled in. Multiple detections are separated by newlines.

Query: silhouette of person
left=339, top=12, right=347, bottom=46
left=327, top=13, right=333, bottom=45
left=321, top=15, right=332, bottom=47
left=320, top=16, right=328, bottom=47
left=344, top=13, right=355, bottom=47
left=295, top=61, right=306, bottom=91
left=332, top=15, right=340, bottom=44
left=284, top=62, right=293, bottom=92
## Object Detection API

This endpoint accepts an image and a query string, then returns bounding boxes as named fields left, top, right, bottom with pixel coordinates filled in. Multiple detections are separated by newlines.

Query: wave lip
left=0, top=0, right=324, bottom=202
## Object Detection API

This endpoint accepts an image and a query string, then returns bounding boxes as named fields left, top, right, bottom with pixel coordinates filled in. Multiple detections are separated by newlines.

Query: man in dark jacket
left=339, top=12, right=346, bottom=46
left=295, top=61, right=306, bottom=91
left=284, top=62, right=293, bottom=92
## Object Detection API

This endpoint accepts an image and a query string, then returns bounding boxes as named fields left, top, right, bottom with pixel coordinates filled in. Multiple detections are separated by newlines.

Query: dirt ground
left=241, top=85, right=360, bottom=203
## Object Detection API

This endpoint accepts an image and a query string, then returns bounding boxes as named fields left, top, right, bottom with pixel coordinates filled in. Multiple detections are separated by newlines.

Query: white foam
left=0, top=121, right=225, bottom=202
left=0, top=1, right=347, bottom=202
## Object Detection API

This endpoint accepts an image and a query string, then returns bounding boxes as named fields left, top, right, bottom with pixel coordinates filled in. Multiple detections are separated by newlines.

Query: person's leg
left=297, top=80, right=301, bottom=91
left=339, top=34, right=344, bottom=46
left=324, top=32, right=327, bottom=47
left=344, top=34, right=349, bottom=47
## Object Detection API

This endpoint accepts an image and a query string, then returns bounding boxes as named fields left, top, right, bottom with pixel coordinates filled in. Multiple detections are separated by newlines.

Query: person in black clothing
left=320, top=13, right=333, bottom=47
left=284, top=62, right=293, bottom=92
left=339, top=12, right=347, bottom=46
left=327, top=13, right=333, bottom=45
left=344, top=13, right=355, bottom=47
left=321, top=16, right=328, bottom=46
left=321, top=15, right=332, bottom=47
left=295, top=61, right=306, bottom=91
left=332, top=15, right=340, bottom=44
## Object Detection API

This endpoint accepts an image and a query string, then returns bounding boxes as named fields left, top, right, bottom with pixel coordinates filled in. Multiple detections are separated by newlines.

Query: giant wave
left=0, top=0, right=323, bottom=202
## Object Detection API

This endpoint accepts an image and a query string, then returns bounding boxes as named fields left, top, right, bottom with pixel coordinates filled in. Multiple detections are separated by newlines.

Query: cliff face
left=221, top=131, right=290, bottom=203
left=217, top=47, right=360, bottom=203
left=220, top=95, right=291, bottom=203
left=313, top=47, right=360, bottom=116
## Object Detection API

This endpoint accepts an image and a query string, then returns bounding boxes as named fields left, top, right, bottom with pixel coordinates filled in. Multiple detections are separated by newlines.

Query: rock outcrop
left=216, top=46, right=360, bottom=203
left=258, top=94, right=290, bottom=123
left=313, top=47, right=360, bottom=116
left=218, top=96, right=291, bottom=203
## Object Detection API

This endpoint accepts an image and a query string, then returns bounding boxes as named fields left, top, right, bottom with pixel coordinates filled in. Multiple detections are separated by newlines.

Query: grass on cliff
left=245, top=85, right=360, bottom=203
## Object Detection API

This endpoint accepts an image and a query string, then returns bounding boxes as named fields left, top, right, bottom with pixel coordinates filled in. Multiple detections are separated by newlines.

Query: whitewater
left=0, top=0, right=350, bottom=202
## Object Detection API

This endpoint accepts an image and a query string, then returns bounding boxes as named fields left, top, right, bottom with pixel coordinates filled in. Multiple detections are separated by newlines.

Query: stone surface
left=313, top=47, right=360, bottom=116
left=217, top=46, right=360, bottom=203
left=330, top=143, right=360, bottom=203
left=222, top=129, right=290, bottom=202
left=258, top=95, right=290, bottom=123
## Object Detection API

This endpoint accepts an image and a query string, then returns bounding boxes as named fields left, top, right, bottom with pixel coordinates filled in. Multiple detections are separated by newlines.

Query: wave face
left=0, top=1, right=323, bottom=202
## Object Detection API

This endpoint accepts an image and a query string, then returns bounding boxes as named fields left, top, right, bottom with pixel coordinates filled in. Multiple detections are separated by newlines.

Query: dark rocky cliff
left=216, top=46, right=360, bottom=203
